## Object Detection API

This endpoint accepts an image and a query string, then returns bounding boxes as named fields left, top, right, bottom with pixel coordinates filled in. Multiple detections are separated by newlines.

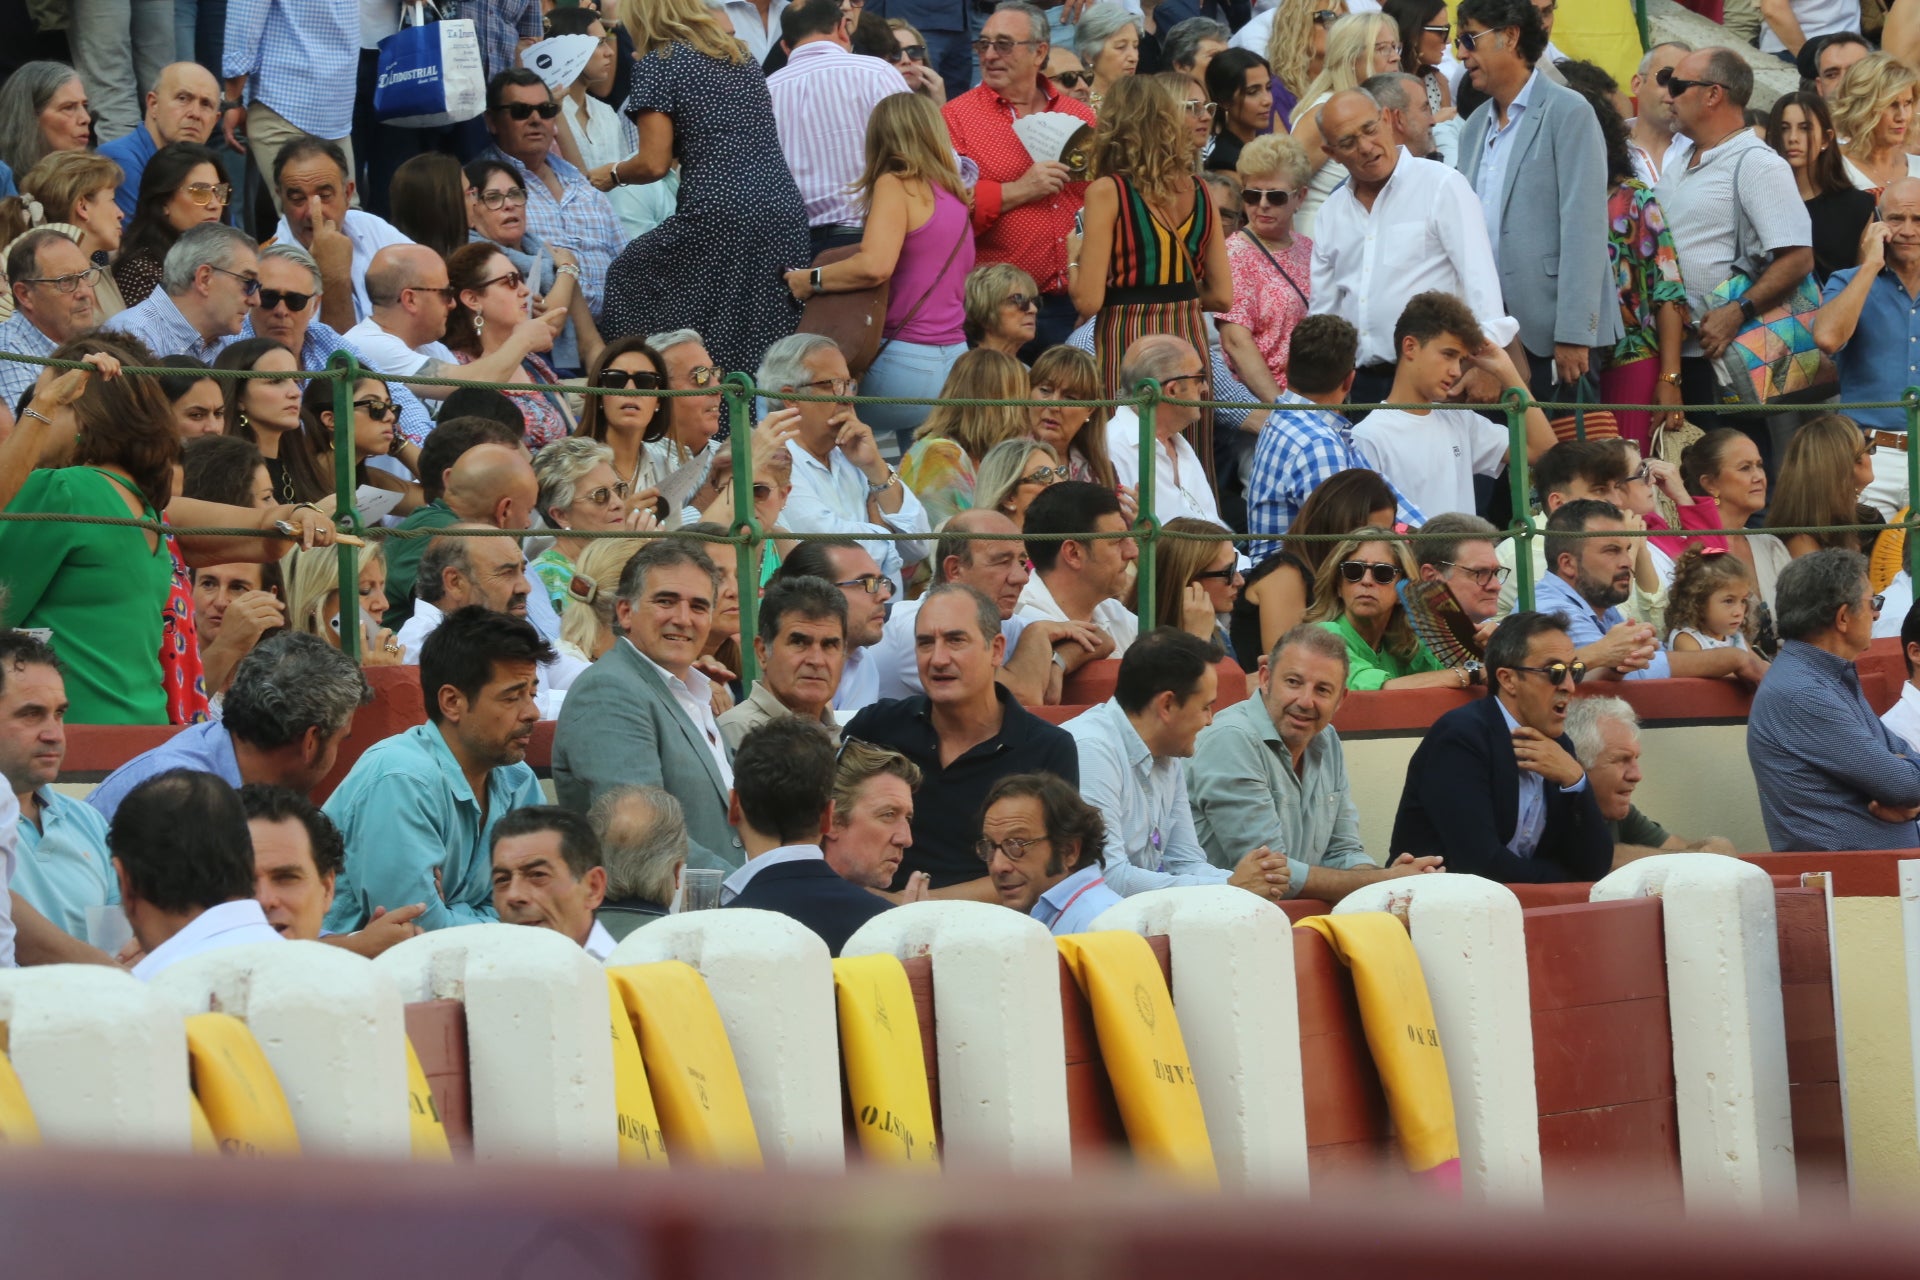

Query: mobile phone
left=1074, top=208, right=1085, bottom=236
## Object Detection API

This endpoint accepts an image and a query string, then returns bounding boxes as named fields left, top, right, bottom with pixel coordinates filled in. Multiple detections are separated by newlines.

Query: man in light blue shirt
left=978, top=773, right=1122, bottom=937
left=103, top=223, right=260, bottom=362
left=1062, top=628, right=1290, bottom=901
left=325, top=607, right=553, bottom=933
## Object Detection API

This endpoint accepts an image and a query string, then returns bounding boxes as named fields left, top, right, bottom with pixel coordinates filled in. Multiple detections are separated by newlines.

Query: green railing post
left=1504, top=386, right=1536, bottom=613
left=723, top=373, right=762, bottom=689
left=326, top=349, right=363, bottom=662
left=1906, top=387, right=1920, bottom=584
left=1133, top=378, right=1161, bottom=636
left=1633, top=0, right=1650, bottom=52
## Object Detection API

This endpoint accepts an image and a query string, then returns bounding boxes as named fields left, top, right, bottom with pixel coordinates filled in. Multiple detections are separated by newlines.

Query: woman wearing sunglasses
left=300, top=375, right=424, bottom=519
left=1382, top=0, right=1459, bottom=154
left=973, top=438, right=1067, bottom=530
left=531, top=436, right=658, bottom=611
left=1156, top=516, right=1242, bottom=656
left=113, top=141, right=227, bottom=308
left=464, top=158, right=600, bottom=377
left=963, top=262, right=1041, bottom=360
left=444, top=240, right=574, bottom=450
left=576, top=335, right=673, bottom=508
left=1305, top=527, right=1468, bottom=690
left=1218, top=134, right=1312, bottom=409
left=899, top=348, right=1031, bottom=531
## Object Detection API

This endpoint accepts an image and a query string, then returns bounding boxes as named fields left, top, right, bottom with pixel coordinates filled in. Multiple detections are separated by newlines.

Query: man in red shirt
left=942, top=0, right=1097, bottom=354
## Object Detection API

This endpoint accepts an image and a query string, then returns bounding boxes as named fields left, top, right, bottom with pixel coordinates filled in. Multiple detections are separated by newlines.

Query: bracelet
left=866, top=465, right=898, bottom=495
left=18, top=407, right=53, bottom=427
left=555, top=263, right=581, bottom=281
left=1659, top=371, right=1682, bottom=386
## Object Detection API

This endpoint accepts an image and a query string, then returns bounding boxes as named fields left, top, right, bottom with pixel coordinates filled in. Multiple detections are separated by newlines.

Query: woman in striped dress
left=1070, top=75, right=1232, bottom=475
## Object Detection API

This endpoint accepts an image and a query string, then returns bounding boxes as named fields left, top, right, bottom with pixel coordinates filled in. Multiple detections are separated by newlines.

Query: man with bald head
left=1815, top=175, right=1920, bottom=519
left=396, top=523, right=535, bottom=661
left=99, top=63, right=224, bottom=217
left=1308, top=88, right=1519, bottom=407
left=1106, top=335, right=1229, bottom=527
left=1626, top=41, right=1691, bottom=184
left=345, top=245, right=563, bottom=401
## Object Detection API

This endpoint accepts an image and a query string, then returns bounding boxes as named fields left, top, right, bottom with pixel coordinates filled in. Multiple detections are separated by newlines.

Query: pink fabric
left=1599, top=355, right=1659, bottom=450
left=1647, top=496, right=1733, bottom=560
left=885, top=186, right=974, bottom=346
left=1221, top=231, right=1312, bottom=391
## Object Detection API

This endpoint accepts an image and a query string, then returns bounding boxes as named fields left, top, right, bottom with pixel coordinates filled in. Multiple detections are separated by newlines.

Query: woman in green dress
left=1304, top=527, right=1471, bottom=692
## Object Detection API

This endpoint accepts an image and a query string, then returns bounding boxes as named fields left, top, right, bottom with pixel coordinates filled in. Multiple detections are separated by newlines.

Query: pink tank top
left=884, top=185, right=974, bottom=347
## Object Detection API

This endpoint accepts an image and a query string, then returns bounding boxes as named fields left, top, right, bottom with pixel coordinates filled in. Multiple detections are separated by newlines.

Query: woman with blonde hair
left=964, top=262, right=1041, bottom=358
left=1288, top=12, right=1402, bottom=235
left=1263, top=0, right=1346, bottom=130
left=1219, top=133, right=1314, bottom=404
left=558, top=538, right=646, bottom=668
left=1305, top=526, right=1465, bottom=690
left=1028, top=344, right=1115, bottom=487
left=282, top=542, right=402, bottom=666
left=899, top=348, right=1031, bottom=529
left=0, top=150, right=126, bottom=321
left=973, top=437, right=1066, bottom=529
left=600, top=0, right=809, bottom=377
left=1155, top=516, right=1241, bottom=655
left=784, top=90, right=975, bottom=447
left=1767, top=414, right=1880, bottom=558
left=1832, top=53, right=1920, bottom=193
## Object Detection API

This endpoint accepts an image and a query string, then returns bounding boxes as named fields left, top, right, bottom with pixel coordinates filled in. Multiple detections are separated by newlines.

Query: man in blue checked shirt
left=222, top=0, right=358, bottom=214
left=1243, top=314, right=1423, bottom=563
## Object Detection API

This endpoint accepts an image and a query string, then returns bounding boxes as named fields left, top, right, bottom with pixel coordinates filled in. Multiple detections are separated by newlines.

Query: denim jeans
left=862, top=339, right=966, bottom=458
left=69, top=0, right=174, bottom=140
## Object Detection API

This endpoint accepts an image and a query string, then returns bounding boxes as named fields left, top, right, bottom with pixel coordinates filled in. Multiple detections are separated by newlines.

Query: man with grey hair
left=1164, top=17, right=1230, bottom=82
left=1361, top=71, right=1437, bottom=159
left=1407, top=511, right=1507, bottom=660
left=1105, top=334, right=1227, bottom=529
left=718, top=575, right=848, bottom=749
left=1749, top=548, right=1920, bottom=852
left=397, top=523, right=535, bottom=660
left=105, top=223, right=259, bottom=361
left=347, top=243, right=559, bottom=401
left=1627, top=41, right=1692, bottom=183
left=1565, top=697, right=1736, bottom=864
left=88, top=633, right=372, bottom=821
left=763, top=333, right=931, bottom=593
left=554, top=537, right=746, bottom=869
left=0, top=230, right=99, bottom=412
left=590, top=785, right=688, bottom=939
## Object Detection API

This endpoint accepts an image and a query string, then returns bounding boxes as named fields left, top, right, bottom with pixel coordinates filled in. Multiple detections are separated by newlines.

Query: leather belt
left=1870, top=430, right=1909, bottom=453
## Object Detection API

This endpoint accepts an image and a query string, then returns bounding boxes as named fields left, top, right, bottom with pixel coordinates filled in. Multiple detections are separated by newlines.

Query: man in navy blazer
left=1391, top=611, right=1613, bottom=883
left=720, top=717, right=890, bottom=956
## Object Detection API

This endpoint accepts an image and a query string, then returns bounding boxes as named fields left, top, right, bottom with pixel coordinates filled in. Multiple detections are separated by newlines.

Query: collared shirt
left=872, top=595, right=1028, bottom=701
left=1309, top=149, right=1519, bottom=366
left=1189, top=694, right=1372, bottom=894
left=479, top=145, right=621, bottom=318
left=1030, top=863, right=1124, bottom=936
left=132, top=898, right=283, bottom=982
left=584, top=918, right=617, bottom=961
left=835, top=643, right=881, bottom=714
left=0, top=309, right=58, bottom=419
left=88, top=721, right=242, bottom=822
left=341, top=316, right=455, bottom=380
left=843, top=682, right=1081, bottom=888
left=395, top=597, right=443, bottom=665
left=715, top=0, right=790, bottom=65
left=273, top=210, right=411, bottom=324
left=223, top=0, right=358, bottom=139
left=1473, top=70, right=1539, bottom=249
left=1106, top=406, right=1224, bottom=529
left=0, top=789, right=17, bottom=967
left=720, top=843, right=826, bottom=904
left=1496, top=697, right=1548, bottom=858
left=1820, top=263, right=1920, bottom=434
left=1625, top=126, right=1692, bottom=188
left=1533, top=571, right=1672, bottom=680
left=12, top=788, right=117, bottom=938
left=104, top=289, right=226, bottom=362
left=98, top=123, right=158, bottom=218
left=716, top=678, right=841, bottom=751
left=630, top=639, right=733, bottom=789
left=783, top=440, right=932, bottom=593
left=471, top=0, right=543, bottom=81
left=1244, top=390, right=1425, bottom=561
left=768, top=41, right=910, bottom=228
left=233, top=315, right=436, bottom=448
left=1015, top=572, right=1139, bottom=655
left=1881, top=679, right=1920, bottom=752
left=1063, top=698, right=1227, bottom=895
left=322, top=721, right=547, bottom=932
left=943, top=78, right=1096, bottom=295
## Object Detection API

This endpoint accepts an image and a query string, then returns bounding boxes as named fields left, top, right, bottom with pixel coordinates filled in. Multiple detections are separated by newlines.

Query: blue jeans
left=863, top=339, right=966, bottom=457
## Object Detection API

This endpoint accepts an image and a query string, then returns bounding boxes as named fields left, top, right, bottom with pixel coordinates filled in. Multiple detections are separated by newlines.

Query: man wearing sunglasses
left=0, top=231, right=99, bottom=414
left=271, top=135, right=412, bottom=332
left=105, top=223, right=260, bottom=363
left=1392, top=611, right=1614, bottom=884
left=1625, top=42, right=1692, bottom=185
left=349, top=244, right=560, bottom=404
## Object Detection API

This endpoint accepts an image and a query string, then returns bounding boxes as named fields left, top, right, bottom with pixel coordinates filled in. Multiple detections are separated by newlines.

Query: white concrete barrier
left=1338, top=877, right=1544, bottom=1207
left=1089, top=888, right=1307, bottom=1193
left=1904, top=859, right=1920, bottom=1177
left=845, top=901, right=1070, bottom=1174
left=1593, top=855, right=1797, bottom=1214
left=609, top=909, right=843, bottom=1171
left=0, top=965, right=190, bottom=1150
left=151, top=940, right=410, bottom=1158
left=375, top=924, right=615, bottom=1164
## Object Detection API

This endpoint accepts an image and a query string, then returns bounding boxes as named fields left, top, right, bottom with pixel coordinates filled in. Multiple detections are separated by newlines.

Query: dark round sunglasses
left=598, top=369, right=665, bottom=390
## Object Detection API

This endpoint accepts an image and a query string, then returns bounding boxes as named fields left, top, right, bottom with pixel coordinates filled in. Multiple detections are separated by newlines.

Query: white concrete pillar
left=0, top=965, right=190, bottom=1150
left=375, top=924, right=615, bottom=1164
left=609, top=909, right=843, bottom=1170
left=1904, top=858, right=1920, bottom=1177
left=1338, top=877, right=1544, bottom=1206
left=151, top=940, right=410, bottom=1158
left=1089, top=887, right=1307, bottom=1193
left=1593, top=854, right=1797, bottom=1214
left=844, top=901, right=1070, bottom=1174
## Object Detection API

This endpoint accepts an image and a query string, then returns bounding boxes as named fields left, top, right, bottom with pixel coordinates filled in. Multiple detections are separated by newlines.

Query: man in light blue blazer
left=552, top=539, right=747, bottom=870
left=1453, top=0, right=1621, bottom=400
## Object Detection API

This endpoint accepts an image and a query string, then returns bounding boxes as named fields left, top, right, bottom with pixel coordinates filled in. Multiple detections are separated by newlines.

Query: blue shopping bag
left=373, top=2, right=486, bottom=127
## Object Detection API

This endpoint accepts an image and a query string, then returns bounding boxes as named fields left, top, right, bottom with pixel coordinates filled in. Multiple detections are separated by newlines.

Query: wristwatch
left=1737, top=297, right=1760, bottom=324
left=219, top=98, right=243, bottom=113
left=809, top=266, right=824, bottom=293
left=1462, top=659, right=1484, bottom=686
left=866, top=465, right=898, bottom=496
left=1658, top=371, right=1682, bottom=387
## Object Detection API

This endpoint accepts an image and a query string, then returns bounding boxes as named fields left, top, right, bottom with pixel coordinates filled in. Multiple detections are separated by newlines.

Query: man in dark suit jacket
left=1391, top=611, right=1613, bottom=884
left=721, top=718, right=890, bottom=956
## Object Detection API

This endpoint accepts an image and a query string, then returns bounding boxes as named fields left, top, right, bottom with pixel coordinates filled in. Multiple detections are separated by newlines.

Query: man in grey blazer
left=552, top=539, right=747, bottom=870
left=1453, top=0, right=1620, bottom=401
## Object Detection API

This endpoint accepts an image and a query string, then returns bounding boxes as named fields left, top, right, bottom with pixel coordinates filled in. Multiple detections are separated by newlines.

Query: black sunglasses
left=1192, top=566, right=1237, bottom=583
left=599, top=368, right=664, bottom=390
left=1339, top=559, right=1399, bottom=585
left=1513, top=661, right=1587, bottom=687
left=900, top=43, right=927, bottom=61
left=496, top=100, right=561, bottom=119
left=1051, top=69, right=1090, bottom=88
left=353, top=397, right=395, bottom=421
left=1243, top=188, right=1293, bottom=206
left=1654, top=66, right=1723, bottom=95
left=1003, top=292, right=1039, bottom=311
left=258, top=287, right=313, bottom=312
left=1311, top=8, right=1338, bottom=23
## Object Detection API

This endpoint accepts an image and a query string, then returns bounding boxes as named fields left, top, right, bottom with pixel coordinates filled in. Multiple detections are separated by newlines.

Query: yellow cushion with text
left=184, top=1012, right=301, bottom=1157
left=608, top=960, right=760, bottom=1167
left=832, top=953, right=938, bottom=1168
left=606, top=977, right=669, bottom=1166
left=403, top=1036, right=452, bottom=1162
left=0, top=1049, right=39, bottom=1146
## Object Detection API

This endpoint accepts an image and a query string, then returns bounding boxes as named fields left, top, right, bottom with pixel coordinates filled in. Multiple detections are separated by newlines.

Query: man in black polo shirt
left=845, top=583, right=1080, bottom=899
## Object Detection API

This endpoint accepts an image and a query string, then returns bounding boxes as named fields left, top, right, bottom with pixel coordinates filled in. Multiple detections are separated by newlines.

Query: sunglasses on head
left=1051, top=69, right=1090, bottom=88
left=1339, top=559, right=1399, bottom=585
left=599, top=368, right=664, bottom=390
left=183, top=180, right=233, bottom=207
left=1243, top=187, right=1294, bottom=206
left=353, top=397, right=395, bottom=421
left=258, top=287, right=313, bottom=312
left=496, top=100, right=561, bottom=120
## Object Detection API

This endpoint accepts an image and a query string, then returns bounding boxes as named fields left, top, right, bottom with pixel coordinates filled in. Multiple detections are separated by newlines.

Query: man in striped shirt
left=767, top=0, right=911, bottom=256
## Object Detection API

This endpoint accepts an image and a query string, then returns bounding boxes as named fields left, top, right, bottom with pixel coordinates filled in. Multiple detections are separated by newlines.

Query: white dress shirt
left=1308, top=148, right=1519, bottom=366
left=767, top=41, right=909, bottom=228
left=584, top=917, right=617, bottom=961
left=131, top=898, right=284, bottom=982
left=1106, top=405, right=1225, bottom=528
left=273, top=209, right=414, bottom=324
left=0, top=788, right=16, bottom=968
left=1062, top=698, right=1230, bottom=895
left=714, top=0, right=789, bottom=66
left=783, top=440, right=932, bottom=593
left=1015, top=572, right=1138, bottom=655
left=872, top=595, right=1027, bottom=701
left=630, top=640, right=734, bottom=789
left=719, top=843, right=825, bottom=904
left=1472, top=70, right=1538, bottom=250
left=341, top=317, right=455, bottom=381
left=834, top=642, right=881, bottom=714
left=1881, top=679, right=1920, bottom=753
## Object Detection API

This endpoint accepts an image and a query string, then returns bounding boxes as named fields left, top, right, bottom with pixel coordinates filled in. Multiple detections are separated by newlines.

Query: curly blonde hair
left=1299, top=12, right=1398, bottom=113
left=1087, top=74, right=1194, bottom=202
left=1236, top=133, right=1313, bottom=188
left=1302, top=525, right=1419, bottom=661
left=617, top=0, right=745, bottom=63
left=1664, top=546, right=1759, bottom=645
left=1832, top=52, right=1920, bottom=160
left=1268, top=0, right=1347, bottom=97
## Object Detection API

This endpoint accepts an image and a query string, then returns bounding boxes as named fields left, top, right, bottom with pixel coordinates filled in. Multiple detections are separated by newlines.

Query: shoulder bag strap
left=1236, top=228, right=1307, bottom=307
left=872, top=195, right=971, bottom=365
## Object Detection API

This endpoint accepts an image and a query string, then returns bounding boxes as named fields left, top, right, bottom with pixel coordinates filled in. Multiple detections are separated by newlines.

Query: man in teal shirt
left=324, top=607, right=551, bottom=932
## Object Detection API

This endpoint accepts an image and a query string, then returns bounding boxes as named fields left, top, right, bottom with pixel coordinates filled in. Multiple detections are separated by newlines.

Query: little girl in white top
left=1665, top=546, right=1757, bottom=653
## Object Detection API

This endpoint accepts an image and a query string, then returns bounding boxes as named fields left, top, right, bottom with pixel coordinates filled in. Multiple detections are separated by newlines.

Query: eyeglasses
left=495, top=100, right=560, bottom=120
left=477, top=270, right=526, bottom=292
left=1050, top=69, right=1090, bottom=88
left=1454, top=28, right=1496, bottom=52
left=1858, top=443, right=1878, bottom=460
left=1243, top=187, right=1295, bottom=206
left=1310, top=9, right=1338, bottom=24
left=19, top=265, right=102, bottom=293
left=802, top=377, right=857, bottom=396
left=354, top=397, right=396, bottom=421
left=210, top=265, right=261, bottom=297
left=1373, top=40, right=1403, bottom=57
left=598, top=368, right=664, bottom=390
left=975, top=834, right=1049, bottom=864
left=683, top=364, right=723, bottom=387
left=1020, top=464, right=1070, bottom=485
left=584, top=481, right=634, bottom=506
left=258, top=287, right=314, bottom=312
left=1628, top=461, right=1651, bottom=484
left=1654, top=66, right=1724, bottom=96
left=1513, top=661, right=1587, bottom=686
left=182, top=180, right=233, bottom=207
left=1161, top=372, right=1208, bottom=392
left=837, top=573, right=896, bottom=599
left=900, top=42, right=928, bottom=62
left=473, top=185, right=530, bottom=209
left=971, top=37, right=1039, bottom=55
left=1003, top=292, right=1039, bottom=311
left=1183, top=99, right=1217, bottom=118
left=1422, top=22, right=1451, bottom=35
left=1338, top=559, right=1399, bottom=585
left=1440, top=560, right=1511, bottom=588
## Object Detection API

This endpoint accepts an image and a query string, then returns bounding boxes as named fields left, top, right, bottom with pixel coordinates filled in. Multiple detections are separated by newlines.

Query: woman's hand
left=1117, top=484, right=1139, bottom=524
left=363, top=627, right=404, bottom=667
left=269, top=503, right=338, bottom=550
left=1653, top=375, right=1684, bottom=432
left=588, top=163, right=618, bottom=192
left=783, top=267, right=814, bottom=302
left=550, top=245, right=578, bottom=270
left=623, top=504, right=661, bottom=533
left=1180, top=581, right=1216, bottom=639
left=38, top=351, right=122, bottom=408
left=1647, top=456, right=1692, bottom=505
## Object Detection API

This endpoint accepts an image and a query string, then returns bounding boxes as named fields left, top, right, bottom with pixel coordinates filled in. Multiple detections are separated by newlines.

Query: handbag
left=1705, top=149, right=1839, bottom=406
left=1648, top=413, right=1703, bottom=531
left=1547, top=374, right=1620, bottom=444
left=373, top=1, right=487, bottom=128
left=796, top=217, right=969, bottom=377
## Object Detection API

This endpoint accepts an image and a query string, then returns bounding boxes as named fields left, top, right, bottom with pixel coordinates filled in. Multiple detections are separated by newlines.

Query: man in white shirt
left=715, top=0, right=791, bottom=67
left=1307, top=89, right=1521, bottom=406
left=1105, top=335, right=1226, bottom=529
left=490, top=805, right=617, bottom=961
left=1350, top=290, right=1556, bottom=518
left=766, top=0, right=911, bottom=255
left=1015, top=481, right=1142, bottom=655
left=1760, top=0, right=1860, bottom=59
left=978, top=772, right=1120, bottom=936
left=115, top=771, right=284, bottom=982
left=763, top=333, right=932, bottom=593
left=1882, top=600, right=1920, bottom=751
left=1627, top=42, right=1692, bottom=185
left=772, top=539, right=891, bottom=713
left=346, top=245, right=562, bottom=402
left=401, top=528, right=573, bottom=714
left=271, top=135, right=414, bottom=330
